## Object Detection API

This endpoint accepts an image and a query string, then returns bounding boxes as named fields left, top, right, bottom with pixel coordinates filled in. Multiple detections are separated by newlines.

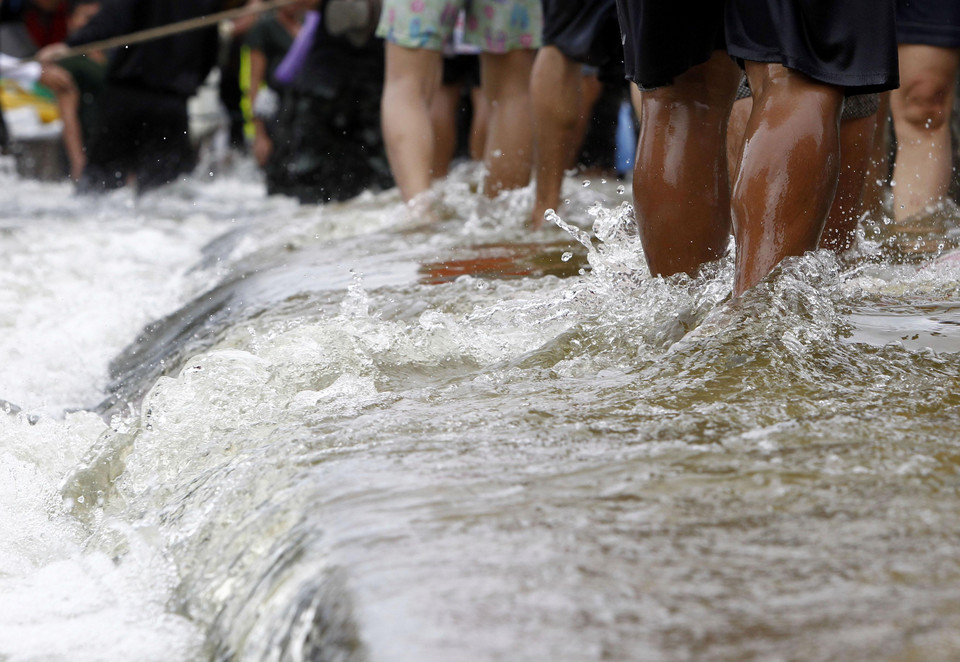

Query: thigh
left=464, top=0, right=541, bottom=52
left=376, top=0, right=463, bottom=50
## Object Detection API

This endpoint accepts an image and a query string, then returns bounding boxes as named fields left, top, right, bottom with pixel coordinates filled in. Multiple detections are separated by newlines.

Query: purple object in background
left=275, top=10, right=320, bottom=84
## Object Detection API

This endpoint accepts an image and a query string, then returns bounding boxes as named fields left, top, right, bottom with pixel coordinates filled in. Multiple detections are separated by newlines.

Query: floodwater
left=3, top=159, right=960, bottom=662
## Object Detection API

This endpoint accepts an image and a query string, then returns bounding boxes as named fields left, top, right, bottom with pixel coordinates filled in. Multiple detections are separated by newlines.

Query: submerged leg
left=890, top=44, right=960, bottom=220
left=633, top=51, right=740, bottom=277
left=530, top=46, right=583, bottom=227
left=731, top=62, right=843, bottom=295
left=381, top=44, right=443, bottom=202
left=479, top=49, right=536, bottom=197
left=818, top=110, right=877, bottom=253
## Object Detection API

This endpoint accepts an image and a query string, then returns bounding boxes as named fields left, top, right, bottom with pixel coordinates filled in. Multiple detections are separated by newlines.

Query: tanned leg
left=430, top=83, right=462, bottom=179
left=468, top=87, right=489, bottom=162
left=530, top=46, right=583, bottom=227
left=731, top=62, right=843, bottom=294
left=633, top=51, right=740, bottom=277
left=381, top=43, right=443, bottom=201
left=40, top=64, right=85, bottom=180
left=726, top=96, right=750, bottom=187
left=479, top=49, right=536, bottom=197
left=731, top=95, right=877, bottom=254
left=860, top=93, right=891, bottom=221
left=819, top=111, right=877, bottom=252
left=890, top=44, right=960, bottom=220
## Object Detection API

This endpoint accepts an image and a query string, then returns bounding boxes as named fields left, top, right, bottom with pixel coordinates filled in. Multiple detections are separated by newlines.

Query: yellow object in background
left=0, top=80, right=60, bottom=123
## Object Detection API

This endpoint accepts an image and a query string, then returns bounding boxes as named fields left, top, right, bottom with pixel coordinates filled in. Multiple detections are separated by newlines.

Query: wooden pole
left=40, top=0, right=304, bottom=61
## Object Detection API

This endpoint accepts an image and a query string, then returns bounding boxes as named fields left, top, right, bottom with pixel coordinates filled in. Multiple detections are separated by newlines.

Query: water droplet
left=600, top=178, right=607, bottom=184
left=561, top=251, right=573, bottom=262
left=563, top=199, right=570, bottom=205
left=617, top=185, right=626, bottom=195
left=492, top=149, right=503, bottom=158
left=582, top=180, right=591, bottom=188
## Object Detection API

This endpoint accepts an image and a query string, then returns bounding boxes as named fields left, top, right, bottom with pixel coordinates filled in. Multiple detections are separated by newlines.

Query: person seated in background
left=38, top=0, right=229, bottom=194
left=58, top=0, right=104, bottom=164
left=0, top=0, right=86, bottom=179
left=377, top=0, right=542, bottom=208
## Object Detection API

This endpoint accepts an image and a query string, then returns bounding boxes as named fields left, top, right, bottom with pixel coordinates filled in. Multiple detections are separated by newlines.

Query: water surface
left=3, top=162, right=960, bottom=661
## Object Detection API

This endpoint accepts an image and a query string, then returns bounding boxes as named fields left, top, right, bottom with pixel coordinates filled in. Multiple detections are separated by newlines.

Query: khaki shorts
left=376, top=0, right=542, bottom=53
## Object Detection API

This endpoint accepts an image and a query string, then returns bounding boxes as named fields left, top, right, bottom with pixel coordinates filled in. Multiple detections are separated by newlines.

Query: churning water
left=3, top=160, right=960, bottom=661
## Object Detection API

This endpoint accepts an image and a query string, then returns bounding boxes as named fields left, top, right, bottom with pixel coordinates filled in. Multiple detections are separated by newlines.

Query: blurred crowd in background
left=0, top=0, right=958, bottom=284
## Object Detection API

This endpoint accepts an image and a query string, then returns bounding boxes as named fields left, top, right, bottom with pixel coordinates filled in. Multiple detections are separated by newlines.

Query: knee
left=896, top=76, right=953, bottom=132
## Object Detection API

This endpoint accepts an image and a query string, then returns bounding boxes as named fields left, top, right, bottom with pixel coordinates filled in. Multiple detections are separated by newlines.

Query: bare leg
left=860, top=92, right=891, bottom=220
left=726, top=97, right=750, bottom=186
left=629, top=83, right=642, bottom=122
left=468, top=87, right=489, bottom=162
left=819, top=111, right=876, bottom=252
left=633, top=51, right=740, bottom=277
left=530, top=46, right=582, bottom=227
left=574, top=72, right=602, bottom=166
left=430, top=83, right=462, bottom=179
left=40, top=64, right=85, bottom=180
left=479, top=49, right=536, bottom=197
left=890, top=44, right=960, bottom=220
left=381, top=43, right=443, bottom=201
left=731, top=62, right=843, bottom=294
left=731, top=95, right=876, bottom=255
left=57, top=84, right=86, bottom=181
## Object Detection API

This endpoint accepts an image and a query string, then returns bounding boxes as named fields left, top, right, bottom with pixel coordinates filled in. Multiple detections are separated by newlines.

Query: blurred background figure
left=39, top=0, right=228, bottom=194
left=889, top=0, right=960, bottom=221
left=219, top=0, right=263, bottom=155
left=246, top=0, right=302, bottom=174
left=0, top=0, right=90, bottom=180
left=252, top=0, right=392, bottom=202
left=377, top=0, right=542, bottom=207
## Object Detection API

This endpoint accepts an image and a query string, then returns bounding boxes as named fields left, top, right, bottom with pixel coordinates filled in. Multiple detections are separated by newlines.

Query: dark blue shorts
left=897, top=0, right=960, bottom=48
left=542, top=0, right=622, bottom=72
left=615, top=0, right=899, bottom=95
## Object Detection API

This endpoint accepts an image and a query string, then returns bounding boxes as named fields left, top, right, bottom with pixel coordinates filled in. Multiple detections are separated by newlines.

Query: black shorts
left=615, top=0, right=899, bottom=95
left=897, top=0, right=960, bottom=48
left=542, top=0, right=622, bottom=71
left=441, top=54, right=480, bottom=87
left=79, top=84, right=196, bottom=194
